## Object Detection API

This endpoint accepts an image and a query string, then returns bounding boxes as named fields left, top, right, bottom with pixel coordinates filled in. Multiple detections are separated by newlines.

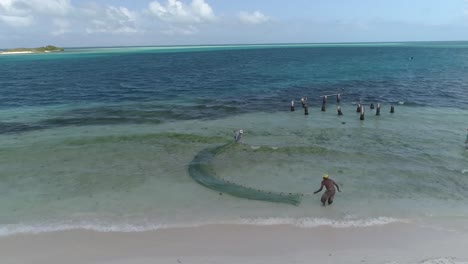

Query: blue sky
left=0, top=0, right=467, bottom=47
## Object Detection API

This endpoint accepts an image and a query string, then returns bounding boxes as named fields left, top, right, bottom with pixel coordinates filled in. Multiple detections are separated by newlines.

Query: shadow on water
left=188, top=143, right=303, bottom=206
left=0, top=104, right=246, bottom=135
left=0, top=122, right=46, bottom=134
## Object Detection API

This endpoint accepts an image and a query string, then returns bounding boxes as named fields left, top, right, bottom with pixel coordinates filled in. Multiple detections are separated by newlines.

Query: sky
left=0, top=0, right=467, bottom=48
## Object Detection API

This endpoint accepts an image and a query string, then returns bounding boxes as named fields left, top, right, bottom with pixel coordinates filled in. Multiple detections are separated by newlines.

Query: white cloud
left=0, top=0, right=27, bottom=15
left=24, top=0, right=72, bottom=15
left=238, top=11, right=270, bottom=25
left=0, top=0, right=32, bottom=26
left=0, top=0, right=71, bottom=15
left=80, top=2, right=99, bottom=17
left=190, top=0, right=214, bottom=21
left=0, top=1, right=143, bottom=35
left=51, top=18, right=69, bottom=35
left=0, top=14, right=32, bottom=26
left=85, top=6, right=140, bottom=34
left=148, top=0, right=215, bottom=23
left=0, top=0, right=71, bottom=27
left=162, top=24, right=198, bottom=35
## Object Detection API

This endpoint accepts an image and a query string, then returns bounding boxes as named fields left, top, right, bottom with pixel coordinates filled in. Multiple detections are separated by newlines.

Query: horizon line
left=3, top=39, right=468, bottom=50
left=63, top=39, right=468, bottom=49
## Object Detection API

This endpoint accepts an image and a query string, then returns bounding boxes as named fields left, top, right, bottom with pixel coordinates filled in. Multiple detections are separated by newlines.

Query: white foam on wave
left=234, top=216, right=406, bottom=228
left=0, top=216, right=407, bottom=237
left=386, top=257, right=468, bottom=264
left=419, top=257, right=467, bottom=264
left=0, top=221, right=179, bottom=237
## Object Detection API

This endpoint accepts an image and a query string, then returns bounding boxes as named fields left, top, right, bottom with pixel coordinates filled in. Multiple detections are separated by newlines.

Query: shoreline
left=0, top=51, right=34, bottom=55
left=1, top=223, right=467, bottom=264
left=0, top=50, right=56, bottom=55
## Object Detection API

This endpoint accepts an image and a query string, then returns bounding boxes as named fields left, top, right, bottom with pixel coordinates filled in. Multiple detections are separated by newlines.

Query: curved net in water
left=188, top=143, right=302, bottom=206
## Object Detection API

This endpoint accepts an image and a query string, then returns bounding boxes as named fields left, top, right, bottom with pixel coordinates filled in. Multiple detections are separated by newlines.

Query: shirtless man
left=465, top=129, right=468, bottom=149
left=313, top=174, right=341, bottom=206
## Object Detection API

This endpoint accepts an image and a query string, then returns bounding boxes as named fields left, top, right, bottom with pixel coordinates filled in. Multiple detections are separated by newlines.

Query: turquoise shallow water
left=0, top=42, right=467, bottom=235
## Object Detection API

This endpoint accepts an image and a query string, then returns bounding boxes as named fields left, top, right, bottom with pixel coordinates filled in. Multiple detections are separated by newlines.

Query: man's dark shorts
left=321, top=190, right=336, bottom=204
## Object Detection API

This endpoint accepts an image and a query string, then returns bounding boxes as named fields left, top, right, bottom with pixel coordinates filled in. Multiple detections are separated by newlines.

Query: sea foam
left=234, top=216, right=405, bottom=228
left=386, top=257, right=468, bottom=264
left=0, top=216, right=406, bottom=237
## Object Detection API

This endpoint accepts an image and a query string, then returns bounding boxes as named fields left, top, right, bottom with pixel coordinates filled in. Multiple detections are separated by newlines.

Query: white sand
left=0, top=223, right=467, bottom=264
left=0, top=51, right=34, bottom=55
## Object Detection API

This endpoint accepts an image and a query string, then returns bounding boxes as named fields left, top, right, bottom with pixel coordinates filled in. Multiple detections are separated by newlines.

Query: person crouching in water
left=313, top=174, right=341, bottom=206
left=234, top=129, right=243, bottom=143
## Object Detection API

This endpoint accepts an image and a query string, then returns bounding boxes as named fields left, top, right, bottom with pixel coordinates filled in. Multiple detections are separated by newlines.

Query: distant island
left=0, top=45, right=64, bottom=55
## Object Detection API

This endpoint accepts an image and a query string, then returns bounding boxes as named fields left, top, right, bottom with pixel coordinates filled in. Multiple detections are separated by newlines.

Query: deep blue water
left=0, top=43, right=467, bottom=135
left=1, top=44, right=468, bottom=111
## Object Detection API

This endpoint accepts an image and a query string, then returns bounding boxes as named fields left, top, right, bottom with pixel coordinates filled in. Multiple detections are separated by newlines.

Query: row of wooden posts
left=290, top=93, right=395, bottom=120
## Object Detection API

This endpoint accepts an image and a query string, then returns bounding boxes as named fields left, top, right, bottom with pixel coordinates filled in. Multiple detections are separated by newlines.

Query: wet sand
left=1, top=222, right=467, bottom=264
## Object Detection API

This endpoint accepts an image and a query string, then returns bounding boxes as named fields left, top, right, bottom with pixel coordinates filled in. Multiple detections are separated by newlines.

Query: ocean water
left=0, top=42, right=467, bottom=236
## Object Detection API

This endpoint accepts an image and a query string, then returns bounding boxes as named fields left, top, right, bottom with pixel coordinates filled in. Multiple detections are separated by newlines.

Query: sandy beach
left=0, top=51, right=34, bottom=55
left=1, top=223, right=467, bottom=264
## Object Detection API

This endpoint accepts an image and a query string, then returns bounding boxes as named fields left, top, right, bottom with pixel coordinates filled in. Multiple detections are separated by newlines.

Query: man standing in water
left=465, top=129, right=468, bottom=149
left=234, top=129, right=243, bottom=143
left=314, top=174, right=341, bottom=206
